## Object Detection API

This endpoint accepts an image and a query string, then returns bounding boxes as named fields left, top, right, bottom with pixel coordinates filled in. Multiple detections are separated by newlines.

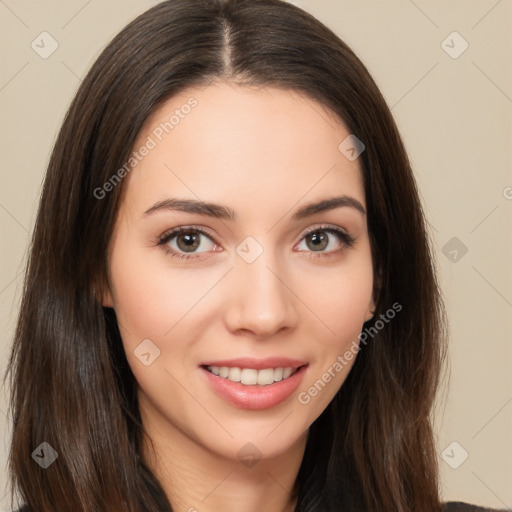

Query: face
left=103, top=81, right=375, bottom=465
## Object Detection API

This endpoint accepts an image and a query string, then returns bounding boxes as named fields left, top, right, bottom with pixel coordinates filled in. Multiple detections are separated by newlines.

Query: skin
left=103, top=81, right=375, bottom=512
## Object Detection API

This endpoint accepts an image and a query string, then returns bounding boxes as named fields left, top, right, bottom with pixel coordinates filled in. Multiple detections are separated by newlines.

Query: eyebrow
left=143, top=195, right=366, bottom=220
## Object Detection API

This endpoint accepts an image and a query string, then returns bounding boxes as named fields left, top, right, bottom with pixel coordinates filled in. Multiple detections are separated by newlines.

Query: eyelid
left=297, top=223, right=351, bottom=243
left=156, top=224, right=219, bottom=245
left=157, top=223, right=351, bottom=243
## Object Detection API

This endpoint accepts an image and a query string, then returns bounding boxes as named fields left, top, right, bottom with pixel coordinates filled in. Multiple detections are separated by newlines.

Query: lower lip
left=200, top=365, right=308, bottom=410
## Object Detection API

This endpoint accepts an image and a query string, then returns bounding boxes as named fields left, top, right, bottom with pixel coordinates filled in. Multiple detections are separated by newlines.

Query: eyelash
left=157, top=224, right=356, bottom=261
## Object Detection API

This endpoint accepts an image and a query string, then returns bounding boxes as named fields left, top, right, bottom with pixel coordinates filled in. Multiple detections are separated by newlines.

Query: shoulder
left=443, top=502, right=508, bottom=511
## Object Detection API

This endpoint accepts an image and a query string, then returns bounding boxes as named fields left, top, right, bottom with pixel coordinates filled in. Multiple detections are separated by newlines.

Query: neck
left=140, top=408, right=306, bottom=512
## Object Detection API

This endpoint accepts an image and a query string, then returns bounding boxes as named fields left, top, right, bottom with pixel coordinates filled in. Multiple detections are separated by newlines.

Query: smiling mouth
left=203, top=365, right=305, bottom=386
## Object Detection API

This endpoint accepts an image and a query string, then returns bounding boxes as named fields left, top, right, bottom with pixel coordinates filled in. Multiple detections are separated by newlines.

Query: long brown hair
left=5, top=0, right=448, bottom=510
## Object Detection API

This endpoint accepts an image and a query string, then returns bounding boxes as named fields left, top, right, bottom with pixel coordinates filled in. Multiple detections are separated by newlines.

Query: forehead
left=120, top=81, right=365, bottom=218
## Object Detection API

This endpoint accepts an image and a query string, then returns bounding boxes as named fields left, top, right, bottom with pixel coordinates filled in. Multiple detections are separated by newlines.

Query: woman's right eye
left=158, top=227, right=220, bottom=260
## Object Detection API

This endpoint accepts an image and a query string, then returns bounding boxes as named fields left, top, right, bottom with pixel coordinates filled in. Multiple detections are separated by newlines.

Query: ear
left=101, top=287, right=115, bottom=308
left=365, top=302, right=376, bottom=322
left=94, top=277, right=115, bottom=308
left=365, top=265, right=382, bottom=321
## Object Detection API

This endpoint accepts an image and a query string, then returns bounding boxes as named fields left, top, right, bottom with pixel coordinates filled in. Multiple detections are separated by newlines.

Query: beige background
left=1, top=0, right=511, bottom=509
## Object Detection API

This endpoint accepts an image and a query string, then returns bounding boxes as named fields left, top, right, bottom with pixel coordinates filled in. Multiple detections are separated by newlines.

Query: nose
left=223, top=248, right=299, bottom=339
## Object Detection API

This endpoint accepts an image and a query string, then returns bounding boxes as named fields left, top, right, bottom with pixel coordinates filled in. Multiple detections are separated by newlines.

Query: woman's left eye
left=157, top=225, right=356, bottom=261
left=295, top=226, right=356, bottom=258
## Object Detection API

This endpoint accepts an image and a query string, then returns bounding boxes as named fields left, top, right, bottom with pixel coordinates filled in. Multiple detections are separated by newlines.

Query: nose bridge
left=224, top=235, right=298, bottom=336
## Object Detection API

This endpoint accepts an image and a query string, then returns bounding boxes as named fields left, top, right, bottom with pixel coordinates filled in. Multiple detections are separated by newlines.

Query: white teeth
left=257, top=368, right=275, bottom=385
left=207, top=366, right=297, bottom=386
left=228, top=367, right=241, bottom=382
left=241, top=368, right=258, bottom=385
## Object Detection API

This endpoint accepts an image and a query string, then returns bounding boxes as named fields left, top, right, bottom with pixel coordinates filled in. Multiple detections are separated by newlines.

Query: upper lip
left=200, top=357, right=308, bottom=370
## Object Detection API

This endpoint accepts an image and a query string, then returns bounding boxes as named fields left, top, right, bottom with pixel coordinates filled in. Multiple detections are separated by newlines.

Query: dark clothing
left=443, top=503, right=509, bottom=512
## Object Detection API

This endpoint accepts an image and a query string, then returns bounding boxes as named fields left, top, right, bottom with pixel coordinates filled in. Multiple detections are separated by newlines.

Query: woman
left=5, top=1, right=505, bottom=511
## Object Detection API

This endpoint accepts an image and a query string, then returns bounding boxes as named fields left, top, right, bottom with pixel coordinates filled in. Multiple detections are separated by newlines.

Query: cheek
left=295, top=248, right=373, bottom=409
left=108, top=237, right=225, bottom=363
left=300, top=252, right=373, bottom=339
left=107, top=237, right=182, bottom=344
